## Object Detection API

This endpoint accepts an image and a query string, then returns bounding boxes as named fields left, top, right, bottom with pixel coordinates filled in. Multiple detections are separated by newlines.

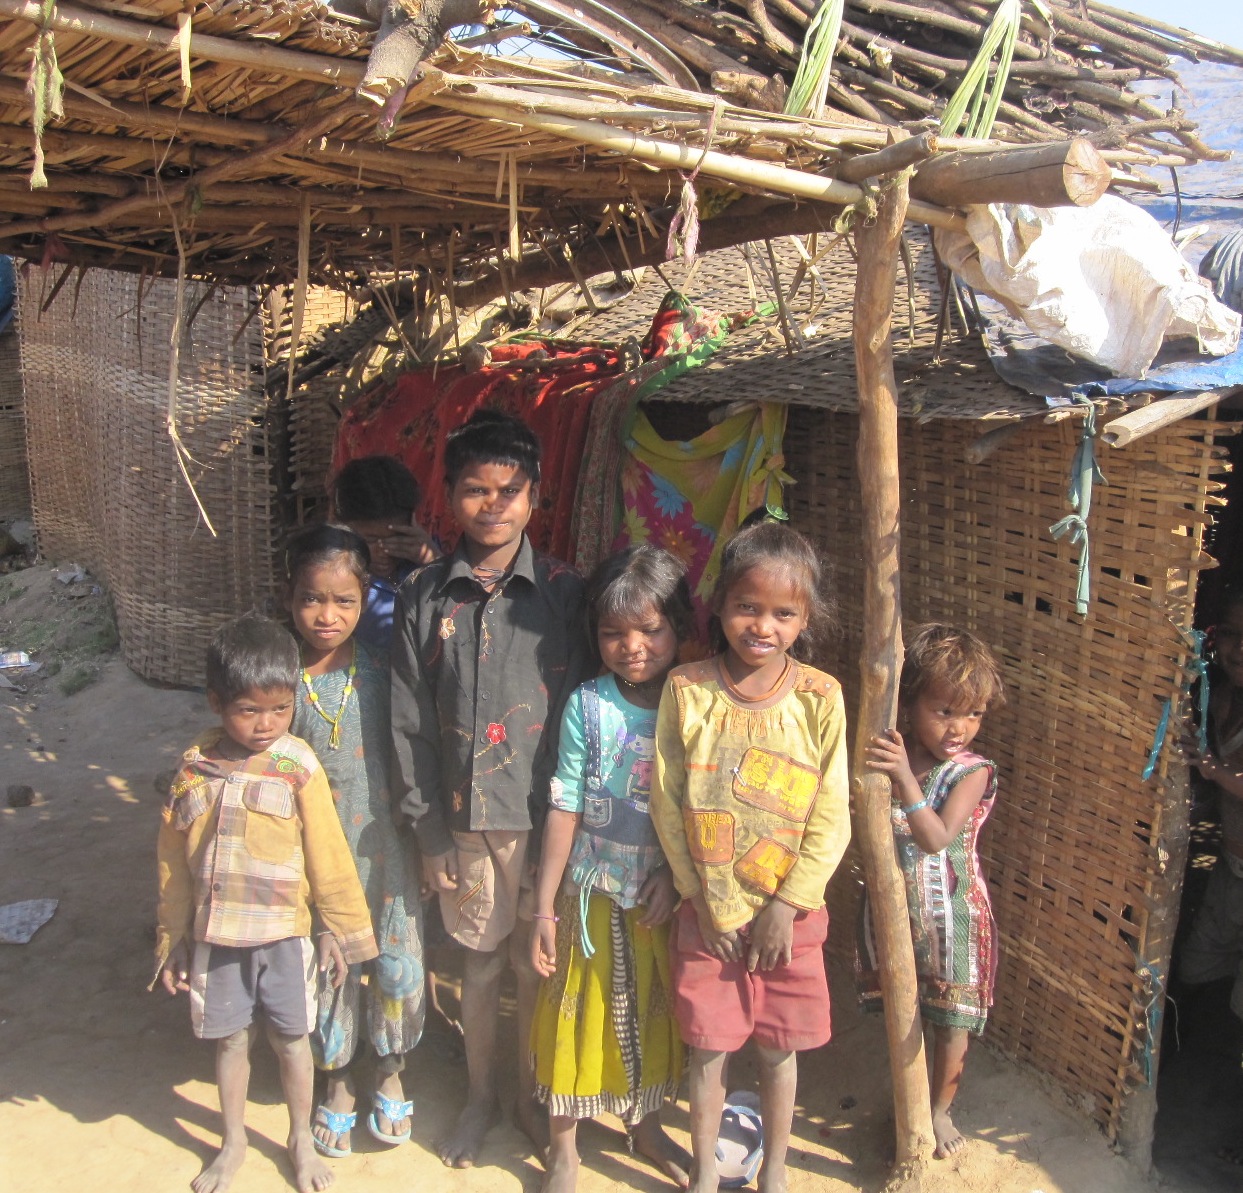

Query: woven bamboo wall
left=786, top=406, right=1222, bottom=1140
left=16, top=270, right=279, bottom=685
left=0, top=327, right=30, bottom=517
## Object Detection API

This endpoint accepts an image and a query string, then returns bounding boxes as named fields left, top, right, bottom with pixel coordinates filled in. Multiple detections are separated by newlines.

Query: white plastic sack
left=933, top=194, right=1241, bottom=378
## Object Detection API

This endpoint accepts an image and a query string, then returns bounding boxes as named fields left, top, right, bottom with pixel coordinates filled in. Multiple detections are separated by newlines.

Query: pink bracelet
left=532, top=913, right=559, bottom=922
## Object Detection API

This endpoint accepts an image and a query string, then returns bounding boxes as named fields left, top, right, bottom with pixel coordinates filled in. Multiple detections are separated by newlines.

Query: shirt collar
left=438, top=534, right=536, bottom=593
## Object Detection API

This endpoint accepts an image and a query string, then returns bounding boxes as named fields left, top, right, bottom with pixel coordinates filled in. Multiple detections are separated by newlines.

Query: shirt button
left=480, top=690, right=489, bottom=700
left=212, top=883, right=222, bottom=892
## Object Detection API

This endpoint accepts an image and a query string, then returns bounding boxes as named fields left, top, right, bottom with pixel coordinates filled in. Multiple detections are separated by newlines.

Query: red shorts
left=670, top=901, right=831, bottom=1053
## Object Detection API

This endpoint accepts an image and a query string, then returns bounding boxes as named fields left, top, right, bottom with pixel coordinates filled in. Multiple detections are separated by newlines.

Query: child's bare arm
left=637, top=865, right=679, bottom=927
left=159, top=940, right=191, bottom=996
left=1194, top=753, right=1243, bottom=801
left=316, top=931, right=348, bottom=990
left=531, top=807, right=579, bottom=977
left=906, top=767, right=991, bottom=854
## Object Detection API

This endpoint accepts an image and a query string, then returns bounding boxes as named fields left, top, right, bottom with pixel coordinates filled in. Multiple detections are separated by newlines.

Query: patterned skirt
left=532, top=889, right=683, bottom=1125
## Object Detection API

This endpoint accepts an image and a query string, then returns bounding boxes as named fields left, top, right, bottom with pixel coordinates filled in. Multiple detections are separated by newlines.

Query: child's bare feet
left=756, top=1161, right=788, bottom=1193
left=688, top=1164, right=720, bottom=1193
left=540, top=1145, right=580, bottom=1193
left=932, top=1109, right=967, bottom=1159
left=290, top=1130, right=335, bottom=1192
left=438, top=1095, right=501, bottom=1168
left=190, top=1140, right=247, bottom=1193
left=516, top=1093, right=551, bottom=1159
left=633, top=1115, right=692, bottom=1188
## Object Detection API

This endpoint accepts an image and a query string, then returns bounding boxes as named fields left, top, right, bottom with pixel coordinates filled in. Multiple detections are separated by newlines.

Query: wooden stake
left=851, top=158, right=937, bottom=1171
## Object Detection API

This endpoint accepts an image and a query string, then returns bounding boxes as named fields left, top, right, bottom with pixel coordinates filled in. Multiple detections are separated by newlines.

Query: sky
left=1109, top=1, right=1243, bottom=53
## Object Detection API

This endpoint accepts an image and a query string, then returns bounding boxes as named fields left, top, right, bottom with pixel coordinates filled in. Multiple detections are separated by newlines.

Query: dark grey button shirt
left=390, top=536, right=588, bottom=857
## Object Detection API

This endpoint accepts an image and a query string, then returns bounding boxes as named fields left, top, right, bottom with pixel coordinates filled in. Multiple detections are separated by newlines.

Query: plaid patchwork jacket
left=154, top=730, right=377, bottom=976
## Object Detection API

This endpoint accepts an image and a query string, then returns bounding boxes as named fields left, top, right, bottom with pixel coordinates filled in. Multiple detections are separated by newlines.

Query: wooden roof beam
left=0, top=0, right=368, bottom=88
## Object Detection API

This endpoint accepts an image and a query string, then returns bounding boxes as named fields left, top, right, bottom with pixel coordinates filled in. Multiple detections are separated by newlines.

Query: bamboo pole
left=0, top=0, right=368, bottom=87
left=1101, top=389, right=1234, bottom=448
left=423, top=71, right=967, bottom=232
left=851, top=156, right=936, bottom=1171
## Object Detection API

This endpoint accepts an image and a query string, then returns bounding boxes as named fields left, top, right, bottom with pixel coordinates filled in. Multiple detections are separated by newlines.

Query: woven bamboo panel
left=585, top=235, right=1044, bottom=421
left=0, top=326, right=29, bottom=516
left=787, top=406, right=1221, bottom=1140
left=17, top=269, right=279, bottom=686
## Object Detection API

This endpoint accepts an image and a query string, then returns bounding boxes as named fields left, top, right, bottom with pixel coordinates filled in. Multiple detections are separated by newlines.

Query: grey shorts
left=189, top=937, right=317, bottom=1040
left=1180, top=853, right=1243, bottom=1020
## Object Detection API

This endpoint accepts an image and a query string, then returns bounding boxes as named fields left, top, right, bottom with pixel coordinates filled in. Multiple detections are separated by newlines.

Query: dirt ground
left=0, top=562, right=1200, bottom=1193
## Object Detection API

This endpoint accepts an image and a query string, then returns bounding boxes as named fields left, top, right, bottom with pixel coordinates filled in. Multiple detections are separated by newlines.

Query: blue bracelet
left=901, top=798, right=930, bottom=815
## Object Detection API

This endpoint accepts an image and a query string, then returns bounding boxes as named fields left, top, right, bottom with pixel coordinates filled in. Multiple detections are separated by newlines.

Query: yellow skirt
left=531, top=889, right=683, bottom=1125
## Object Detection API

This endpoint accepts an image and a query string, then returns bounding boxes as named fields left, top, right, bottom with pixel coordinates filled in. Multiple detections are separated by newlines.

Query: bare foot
left=633, top=1116, right=692, bottom=1188
left=541, top=1146, right=580, bottom=1193
left=290, top=1130, right=335, bottom=1192
left=688, top=1164, right=720, bottom=1193
left=438, top=1096, right=501, bottom=1168
left=190, top=1140, right=247, bottom=1193
left=757, top=1160, right=787, bottom=1193
left=515, top=1093, right=551, bottom=1160
left=372, top=1070, right=411, bottom=1139
left=932, top=1109, right=967, bottom=1159
left=312, top=1073, right=355, bottom=1156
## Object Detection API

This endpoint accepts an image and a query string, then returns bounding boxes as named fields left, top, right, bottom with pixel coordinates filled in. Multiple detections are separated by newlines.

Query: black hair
left=332, top=455, right=421, bottom=522
left=443, top=408, right=541, bottom=488
left=206, top=614, right=300, bottom=703
left=285, top=523, right=371, bottom=591
left=586, top=545, right=695, bottom=652
left=710, top=520, right=835, bottom=662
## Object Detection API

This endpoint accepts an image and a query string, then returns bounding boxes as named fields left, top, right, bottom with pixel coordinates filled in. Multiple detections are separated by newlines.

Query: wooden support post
left=851, top=160, right=937, bottom=1172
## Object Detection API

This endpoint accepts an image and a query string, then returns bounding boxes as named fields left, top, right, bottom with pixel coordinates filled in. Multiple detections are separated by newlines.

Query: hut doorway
left=1152, top=419, right=1243, bottom=1189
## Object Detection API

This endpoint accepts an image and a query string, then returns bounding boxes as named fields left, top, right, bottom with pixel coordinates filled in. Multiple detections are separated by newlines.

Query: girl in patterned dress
left=530, top=545, right=695, bottom=1193
left=285, top=524, right=426, bottom=1158
left=859, top=623, right=1005, bottom=1160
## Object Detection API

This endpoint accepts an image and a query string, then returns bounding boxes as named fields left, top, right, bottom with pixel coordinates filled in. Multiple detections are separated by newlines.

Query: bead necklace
left=617, top=674, right=664, bottom=701
left=718, top=655, right=792, bottom=705
left=301, top=641, right=356, bottom=749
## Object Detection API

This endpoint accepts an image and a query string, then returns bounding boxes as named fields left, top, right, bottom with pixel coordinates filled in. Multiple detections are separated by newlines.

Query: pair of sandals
left=313, top=1092, right=414, bottom=1158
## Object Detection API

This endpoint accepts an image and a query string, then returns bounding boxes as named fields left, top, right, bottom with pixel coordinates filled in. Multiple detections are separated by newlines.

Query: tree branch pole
left=851, top=162, right=936, bottom=1168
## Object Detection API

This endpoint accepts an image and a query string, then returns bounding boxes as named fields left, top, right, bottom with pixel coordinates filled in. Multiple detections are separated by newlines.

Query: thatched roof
left=0, top=0, right=1239, bottom=291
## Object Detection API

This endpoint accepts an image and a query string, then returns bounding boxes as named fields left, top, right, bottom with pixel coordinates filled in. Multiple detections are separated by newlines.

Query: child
left=859, top=622, right=1005, bottom=1160
left=651, top=520, right=851, bottom=1193
left=391, top=408, right=589, bottom=1168
left=1181, top=589, right=1243, bottom=1034
left=283, top=525, right=425, bottom=1158
left=530, top=545, right=695, bottom=1193
left=154, top=614, right=377, bottom=1193
left=331, top=455, right=438, bottom=653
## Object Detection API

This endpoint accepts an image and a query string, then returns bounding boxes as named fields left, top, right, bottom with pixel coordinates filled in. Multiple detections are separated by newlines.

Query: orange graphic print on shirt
left=734, top=837, right=798, bottom=895
left=684, top=808, right=736, bottom=864
left=732, top=747, right=820, bottom=822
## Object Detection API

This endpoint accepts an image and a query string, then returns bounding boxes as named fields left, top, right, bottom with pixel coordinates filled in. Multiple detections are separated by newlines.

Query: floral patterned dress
left=296, top=642, right=425, bottom=1069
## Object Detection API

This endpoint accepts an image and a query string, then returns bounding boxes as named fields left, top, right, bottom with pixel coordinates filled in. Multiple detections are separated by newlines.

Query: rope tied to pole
left=1049, top=396, right=1106, bottom=617
left=25, top=0, right=64, bottom=189
left=666, top=98, right=723, bottom=265
left=1142, top=622, right=1210, bottom=780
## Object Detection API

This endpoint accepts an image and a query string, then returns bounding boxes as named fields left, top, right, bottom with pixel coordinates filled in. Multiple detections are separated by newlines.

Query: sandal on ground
left=367, top=1092, right=413, bottom=1146
left=312, top=1105, right=356, bottom=1159
left=716, top=1091, right=764, bottom=1189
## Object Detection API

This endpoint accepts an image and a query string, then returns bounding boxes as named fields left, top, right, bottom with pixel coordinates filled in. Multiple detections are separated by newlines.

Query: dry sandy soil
left=0, top=562, right=1181, bottom=1193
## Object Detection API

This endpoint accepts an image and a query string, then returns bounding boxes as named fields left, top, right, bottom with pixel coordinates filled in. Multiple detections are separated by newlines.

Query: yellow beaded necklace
left=301, top=642, right=356, bottom=749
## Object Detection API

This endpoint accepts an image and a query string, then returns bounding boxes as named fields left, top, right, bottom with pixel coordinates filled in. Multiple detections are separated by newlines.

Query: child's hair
left=711, top=520, right=834, bottom=661
left=285, top=523, right=370, bottom=590
left=899, top=623, right=1006, bottom=711
left=443, top=408, right=541, bottom=488
left=206, top=614, right=300, bottom=702
left=332, top=455, right=421, bottom=522
left=586, top=545, right=695, bottom=651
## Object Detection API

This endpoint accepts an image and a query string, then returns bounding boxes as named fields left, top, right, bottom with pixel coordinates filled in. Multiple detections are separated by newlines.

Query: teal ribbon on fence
left=1142, top=624, right=1210, bottom=779
left=1049, top=398, right=1106, bottom=618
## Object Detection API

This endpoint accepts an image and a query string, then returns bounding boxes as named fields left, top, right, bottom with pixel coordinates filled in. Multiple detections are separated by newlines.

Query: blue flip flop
left=367, top=1092, right=414, bottom=1146
left=716, top=1091, right=764, bottom=1188
left=312, top=1105, right=356, bottom=1158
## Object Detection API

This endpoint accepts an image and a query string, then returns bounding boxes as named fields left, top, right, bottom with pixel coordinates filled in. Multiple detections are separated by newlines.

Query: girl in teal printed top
left=530, top=545, right=696, bottom=1193
left=285, top=524, right=425, bottom=1160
